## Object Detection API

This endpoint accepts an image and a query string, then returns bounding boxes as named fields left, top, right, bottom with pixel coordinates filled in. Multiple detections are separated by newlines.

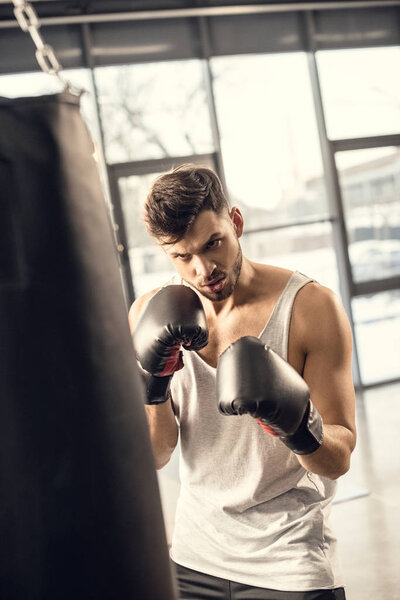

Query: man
left=129, top=164, right=356, bottom=600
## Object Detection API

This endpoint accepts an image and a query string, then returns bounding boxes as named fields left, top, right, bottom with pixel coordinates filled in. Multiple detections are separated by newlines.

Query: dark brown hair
left=144, top=163, right=229, bottom=243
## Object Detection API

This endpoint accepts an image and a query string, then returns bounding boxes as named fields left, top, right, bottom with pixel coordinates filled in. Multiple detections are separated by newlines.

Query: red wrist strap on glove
left=256, top=418, right=280, bottom=437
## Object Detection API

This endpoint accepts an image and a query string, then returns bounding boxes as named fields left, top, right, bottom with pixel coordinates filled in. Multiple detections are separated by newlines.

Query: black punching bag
left=0, top=93, right=177, bottom=600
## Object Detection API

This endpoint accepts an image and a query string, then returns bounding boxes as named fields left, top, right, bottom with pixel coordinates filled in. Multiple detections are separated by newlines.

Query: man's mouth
left=202, top=277, right=225, bottom=293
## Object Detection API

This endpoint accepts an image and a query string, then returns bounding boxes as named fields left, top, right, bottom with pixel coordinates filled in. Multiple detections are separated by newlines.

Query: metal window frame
left=332, top=134, right=400, bottom=153
left=331, top=134, right=400, bottom=299
left=305, top=11, right=400, bottom=388
left=303, top=11, right=363, bottom=387
left=5, top=4, right=396, bottom=388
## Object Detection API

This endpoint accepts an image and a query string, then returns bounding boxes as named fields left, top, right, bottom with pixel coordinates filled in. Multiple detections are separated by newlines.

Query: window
left=317, top=46, right=400, bottom=140
left=95, top=60, right=214, bottom=164
left=336, top=147, right=400, bottom=283
left=241, top=221, right=339, bottom=293
left=352, top=290, right=400, bottom=385
left=117, top=173, right=175, bottom=296
left=211, top=52, right=329, bottom=226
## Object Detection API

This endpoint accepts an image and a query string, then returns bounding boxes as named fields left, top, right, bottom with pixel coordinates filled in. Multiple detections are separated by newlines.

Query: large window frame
left=2, top=3, right=399, bottom=389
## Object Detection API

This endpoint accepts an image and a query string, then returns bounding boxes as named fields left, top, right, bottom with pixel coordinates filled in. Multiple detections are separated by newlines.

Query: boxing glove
left=216, top=336, right=323, bottom=455
left=133, top=285, right=208, bottom=404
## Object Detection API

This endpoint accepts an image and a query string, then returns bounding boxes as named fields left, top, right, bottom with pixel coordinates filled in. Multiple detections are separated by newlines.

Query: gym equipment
left=0, top=92, right=177, bottom=600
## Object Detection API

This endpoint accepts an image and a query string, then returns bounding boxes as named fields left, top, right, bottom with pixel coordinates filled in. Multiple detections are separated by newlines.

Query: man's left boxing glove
left=216, top=336, right=323, bottom=455
left=133, top=285, right=208, bottom=404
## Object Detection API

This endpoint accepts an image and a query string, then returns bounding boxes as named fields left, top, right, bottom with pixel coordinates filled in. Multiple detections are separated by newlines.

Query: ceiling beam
left=1, top=1, right=400, bottom=28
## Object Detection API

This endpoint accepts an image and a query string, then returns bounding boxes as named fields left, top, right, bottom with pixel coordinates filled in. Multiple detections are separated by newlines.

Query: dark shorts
left=173, top=562, right=346, bottom=600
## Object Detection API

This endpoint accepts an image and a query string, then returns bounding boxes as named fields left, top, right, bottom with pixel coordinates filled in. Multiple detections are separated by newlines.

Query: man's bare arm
left=143, top=401, right=179, bottom=470
left=292, top=284, right=356, bottom=480
left=128, top=291, right=179, bottom=470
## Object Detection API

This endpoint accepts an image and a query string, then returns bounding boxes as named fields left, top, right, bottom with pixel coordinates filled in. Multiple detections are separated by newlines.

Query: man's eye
left=178, top=255, right=190, bottom=262
left=207, top=239, right=221, bottom=249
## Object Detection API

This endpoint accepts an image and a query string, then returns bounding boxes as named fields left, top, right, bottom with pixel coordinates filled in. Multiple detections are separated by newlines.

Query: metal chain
left=12, top=0, right=85, bottom=96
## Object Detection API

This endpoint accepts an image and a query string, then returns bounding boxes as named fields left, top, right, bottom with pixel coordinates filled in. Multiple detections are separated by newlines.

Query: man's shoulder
left=292, top=280, right=351, bottom=350
left=128, top=287, right=160, bottom=332
left=252, top=263, right=295, bottom=298
left=252, top=262, right=338, bottom=307
left=134, top=286, right=162, bottom=308
left=295, top=279, right=341, bottom=314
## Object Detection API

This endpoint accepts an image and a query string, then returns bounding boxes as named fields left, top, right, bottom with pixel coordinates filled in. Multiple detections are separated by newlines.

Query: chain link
left=12, top=0, right=85, bottom=95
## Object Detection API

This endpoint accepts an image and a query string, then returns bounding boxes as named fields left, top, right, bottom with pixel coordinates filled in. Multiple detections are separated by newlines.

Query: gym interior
left=0, top=1, right=399, bottom=599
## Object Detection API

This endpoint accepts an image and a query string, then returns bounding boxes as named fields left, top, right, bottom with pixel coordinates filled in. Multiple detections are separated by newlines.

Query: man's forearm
left=145, top=399, right=179, bottom=470
left=296, top=423, right=356, bottom=480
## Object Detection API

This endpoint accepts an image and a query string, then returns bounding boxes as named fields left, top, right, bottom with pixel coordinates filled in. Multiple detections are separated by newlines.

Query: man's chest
left=197, top=319, right=261, bottom=369
left=197, top=307, right=303, bottom=373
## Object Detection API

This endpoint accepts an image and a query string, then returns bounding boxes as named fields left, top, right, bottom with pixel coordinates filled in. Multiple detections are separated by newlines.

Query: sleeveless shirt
left=169, top=271, right=343, bottom=591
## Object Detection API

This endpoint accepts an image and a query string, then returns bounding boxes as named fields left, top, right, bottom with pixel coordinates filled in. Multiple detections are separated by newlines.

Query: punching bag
left=0, top=92, right=177, bottom=600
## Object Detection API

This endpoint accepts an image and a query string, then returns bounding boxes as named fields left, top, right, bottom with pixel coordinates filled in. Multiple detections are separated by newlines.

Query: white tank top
left=169, top=271, right=343, bottom=591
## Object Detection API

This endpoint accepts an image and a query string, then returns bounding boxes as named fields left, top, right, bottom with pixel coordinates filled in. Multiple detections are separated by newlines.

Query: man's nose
left=194, top=255, right=215, bottom=279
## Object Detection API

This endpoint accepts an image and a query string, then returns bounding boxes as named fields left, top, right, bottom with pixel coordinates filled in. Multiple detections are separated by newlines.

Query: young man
left=129, top=164, right=356, bottom=600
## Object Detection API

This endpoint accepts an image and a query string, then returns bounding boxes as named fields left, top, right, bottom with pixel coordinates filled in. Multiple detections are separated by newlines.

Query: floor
left=157, top=381, right=400, bottom=600
left=330, top=382, right=400, bottom=600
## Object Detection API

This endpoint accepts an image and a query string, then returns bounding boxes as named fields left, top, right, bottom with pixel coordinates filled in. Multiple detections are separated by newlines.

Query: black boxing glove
left=216, top=336, right=323, bottom=455
left=133, top=285, right=208, bottom=404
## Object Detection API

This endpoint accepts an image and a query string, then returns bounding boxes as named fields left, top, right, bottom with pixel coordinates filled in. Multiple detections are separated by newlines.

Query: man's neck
left=203, top=257, right=258, bottom=318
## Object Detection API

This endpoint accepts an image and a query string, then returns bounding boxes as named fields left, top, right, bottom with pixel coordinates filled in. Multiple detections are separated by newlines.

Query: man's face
left=162, top=209, right=243, bottom=302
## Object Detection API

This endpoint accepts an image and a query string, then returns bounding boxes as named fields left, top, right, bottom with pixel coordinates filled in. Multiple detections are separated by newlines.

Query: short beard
left=196, top=244, right=243, bottom=302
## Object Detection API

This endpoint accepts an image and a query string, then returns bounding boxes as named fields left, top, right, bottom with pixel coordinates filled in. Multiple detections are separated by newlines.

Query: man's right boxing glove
left=133, top=285, right=208, bottom=404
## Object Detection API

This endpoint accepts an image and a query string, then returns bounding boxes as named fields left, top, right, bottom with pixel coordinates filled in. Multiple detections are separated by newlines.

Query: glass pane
left=336, top=147, right=400, bottom=283
left=317, top=46, right=400, bottom=140
left=241, top=221, right=339, bottom=293
left=352, top=290, right=400, bottom=385
left=118, top=174, right=175, bottom=297
left=211, top=53, right=328, bottom=226
left=0, top=69, right=100, bottom=146
left=95, top=60, right=214, bottom=163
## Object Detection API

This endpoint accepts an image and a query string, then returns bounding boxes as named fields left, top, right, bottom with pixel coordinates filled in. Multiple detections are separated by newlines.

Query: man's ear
left=229, top=206, right=244, bottom=238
